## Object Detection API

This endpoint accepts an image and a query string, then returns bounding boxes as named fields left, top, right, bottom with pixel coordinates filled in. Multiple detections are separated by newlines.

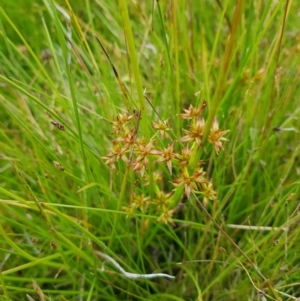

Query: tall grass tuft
left=0, top=1, right=300, bottom=300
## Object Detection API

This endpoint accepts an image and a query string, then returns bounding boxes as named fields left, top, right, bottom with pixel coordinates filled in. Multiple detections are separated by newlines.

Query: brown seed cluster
left=50, top=120, right=65, bottom=131
left=53, top=161, right=64, bottom=171
left=102, top=101, right=229, bottom=225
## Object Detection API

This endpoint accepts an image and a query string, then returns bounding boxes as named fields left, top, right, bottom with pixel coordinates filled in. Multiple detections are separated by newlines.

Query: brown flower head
left=156, top=207, right=175, bottom=226
left=131, top=158, right=148, bottom=176
left=152, top=119, right=171, bottom=138
left=153, top=190, right=173, bottom=212
left=172, top=167, right=207, bottom=199
left=180, top=117, right=205, bottom=146
left=208, top=117, right=229, bottom=154
left=111, top=112, right=135, bottom=135
left=135, top=138, right=155, bottom=160
left=201, top=181, right=217, bottom=204
left=115, top=130, right=136, bottom=151
left=175, top=146, right=192, bottom=167
left=143, top=171, right=163, bottom=186
left=178, top=101, right=207, bottom=119
left=131, top=193, right=150, bottom=212
left=151, top=143, right=176, bottom=175
left=102, top=141, right=128, bottom=170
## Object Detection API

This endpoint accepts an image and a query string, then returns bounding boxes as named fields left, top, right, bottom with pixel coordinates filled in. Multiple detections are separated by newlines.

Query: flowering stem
left=118, top=0, right=154, bottom=196
left=171, top=0, right=181, bottom=138
left=118, top=0, right=149, bottom=139
left=189, top=1, right=243, bottom=171
left=202, top=0, right=243, bottom=145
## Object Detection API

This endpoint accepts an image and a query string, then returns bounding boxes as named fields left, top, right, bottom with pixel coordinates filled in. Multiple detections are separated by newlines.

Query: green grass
left=1, top=0, right=300, bottom=300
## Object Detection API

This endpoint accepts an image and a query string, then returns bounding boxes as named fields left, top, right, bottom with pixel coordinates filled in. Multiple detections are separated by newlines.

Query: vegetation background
left=0, top=0, right=300, bottom=300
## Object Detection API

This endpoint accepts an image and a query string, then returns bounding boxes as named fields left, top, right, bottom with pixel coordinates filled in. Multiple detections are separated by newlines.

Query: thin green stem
left=171, top=0, right=181, bottom=136
left=0, top=222, right=37, bottom=262
left=156, top=1, right=173, bottom=78
left=193, top=191, right=267, bottom=282
left=190, top=0, right=243, bottom=170
left=118, top=0, right=149, bottom=140
left=0, top=270, right=10, bottom=301
left=118, top=0, right=154, bottom=197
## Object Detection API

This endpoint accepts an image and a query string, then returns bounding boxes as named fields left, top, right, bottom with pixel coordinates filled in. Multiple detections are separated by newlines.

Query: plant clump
left=102, top=101, right=229, bottom=225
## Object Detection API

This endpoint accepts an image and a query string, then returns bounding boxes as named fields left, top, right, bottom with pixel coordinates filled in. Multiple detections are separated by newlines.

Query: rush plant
left=0, top=0, right=300, bottom=300
left=102, top=101, right=229, bottom=226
